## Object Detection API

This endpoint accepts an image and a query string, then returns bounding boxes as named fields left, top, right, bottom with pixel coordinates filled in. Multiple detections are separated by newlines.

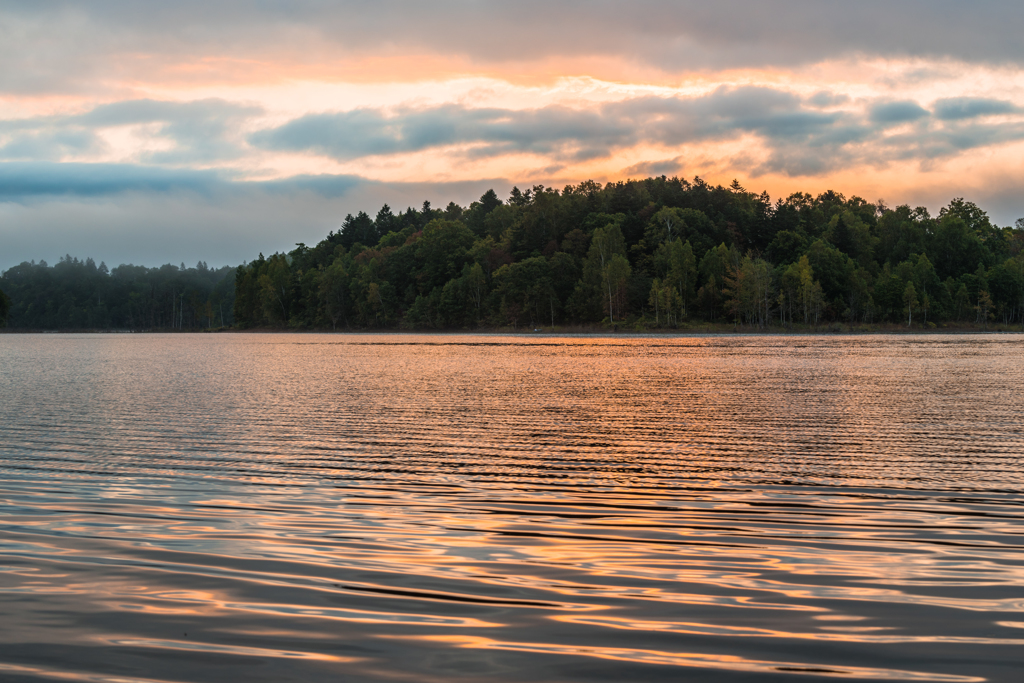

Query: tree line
left=3, top=175, right=1022, bottom=332
left=233, top=176, right=1024, bottom=330
left=0, top=257, right=235, bottom=330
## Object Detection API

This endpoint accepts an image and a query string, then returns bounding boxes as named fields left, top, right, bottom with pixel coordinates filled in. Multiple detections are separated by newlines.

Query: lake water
left=1, top=333, right=1023, bottom=682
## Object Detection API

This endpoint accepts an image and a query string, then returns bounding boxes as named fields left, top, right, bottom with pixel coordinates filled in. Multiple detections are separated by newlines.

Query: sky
left=2, top=1, right=1024, bottom=271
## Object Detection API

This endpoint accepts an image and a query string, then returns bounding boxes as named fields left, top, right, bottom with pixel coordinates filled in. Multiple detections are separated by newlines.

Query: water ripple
left=1, top=333, right=1023, bottom=682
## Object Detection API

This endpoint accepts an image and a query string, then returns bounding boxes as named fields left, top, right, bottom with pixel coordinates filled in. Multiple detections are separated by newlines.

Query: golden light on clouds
left=2, top=2, right=1023, bottom=267
left=10, top=60, right=1024, bottom=188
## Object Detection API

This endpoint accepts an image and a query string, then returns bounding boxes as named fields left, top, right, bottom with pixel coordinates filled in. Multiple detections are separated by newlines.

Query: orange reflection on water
left=551, top=614, right=1024, bottom=645
left=2, top=334, right=1024, bottom=682
left=394, top=634, right=985, bottom=681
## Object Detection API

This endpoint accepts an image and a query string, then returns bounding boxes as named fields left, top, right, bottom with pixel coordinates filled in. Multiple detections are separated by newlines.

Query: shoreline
left=3, top=324, right=1024, bottom=336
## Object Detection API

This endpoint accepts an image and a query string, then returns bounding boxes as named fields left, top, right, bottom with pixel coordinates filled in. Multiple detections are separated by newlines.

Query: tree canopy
left=0, top=286, right=10, bottom=328
left=0, top=257, right=234, bottom=330
left=5, top=176, right=1023, bottom=331
left=233, top=178, right=1024, bottom=330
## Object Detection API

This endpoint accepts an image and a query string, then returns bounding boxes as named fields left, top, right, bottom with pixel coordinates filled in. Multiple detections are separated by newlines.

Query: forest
left=3, top=175, right=1024, bottom=331
left=233, top=176, right=1024, bottom=331
left=0, top=257, right=235, bottom=330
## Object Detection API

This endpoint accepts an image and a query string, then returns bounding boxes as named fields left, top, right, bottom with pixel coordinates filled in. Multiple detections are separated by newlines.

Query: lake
left=1, top=333, right=1022, bottom=682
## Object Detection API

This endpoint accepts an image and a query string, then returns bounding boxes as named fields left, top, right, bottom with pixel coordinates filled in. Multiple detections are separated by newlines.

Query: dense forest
left=0, top=257, right=235, bottom=330
left=233, top=177, right=1024, bottom=330
left=0, top=285, right=9, bottom=328
left=3, top=176, right=1024, bottom=331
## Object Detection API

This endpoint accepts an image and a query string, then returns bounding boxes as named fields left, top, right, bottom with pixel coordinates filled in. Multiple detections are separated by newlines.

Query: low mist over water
left=1, top=334, right=1023, bottom=682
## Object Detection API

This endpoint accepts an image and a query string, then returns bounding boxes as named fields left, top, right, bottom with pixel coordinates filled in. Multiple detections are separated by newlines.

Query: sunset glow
left=2, top=2, right=1023, bottom=268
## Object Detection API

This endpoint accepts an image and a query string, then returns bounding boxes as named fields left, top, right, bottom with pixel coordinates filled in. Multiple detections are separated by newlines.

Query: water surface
left=1, top=333, right=1023, bottom=682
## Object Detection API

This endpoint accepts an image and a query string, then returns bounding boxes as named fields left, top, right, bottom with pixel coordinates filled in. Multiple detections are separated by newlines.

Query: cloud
left=0, top=99, right=260, bottom=164
left=2, top=3, right=1022, bottom=273
left=622, top=157, right=685, bottom=177
left=4, top=160, right=1023, bottom=274
left=249, top=86, right=929, bottom=175
left=250, top=103, right=635, bottom=161
left=0, top=170, right=510, bottom=272
left=252, top=87, right=824, bottom=163
left=0, top=163, right=389, bottom=216
left=933, top=97, right=1021, bottom=120
left=0, top=162, right=229, bottom=198
left=2, top=2, right=1024, bottom=96
left=807, top=91, right=850, bottom=108
left=869, top=100, right=930, bottom=124
left=5, top=84, right=1018, bottom=186
left=250, top=84, right=1024, bottom=178
left=6, top=84, right=1024, bottom=189
left=885, top=121, right=1024, bottom=161
left=615, top=88, right=854, bottom=148
left=0, top=129, right=104, bottom=161
left=0, top=190, right=344, bottom=273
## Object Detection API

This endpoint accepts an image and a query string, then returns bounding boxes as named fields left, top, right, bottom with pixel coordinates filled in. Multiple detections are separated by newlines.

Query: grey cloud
left=656, top=89, right=849, bottom=142
left=887, top=122, right=1024, bottom=161
left=8, top=83, right=1024, bottom=186
left=4, top=160, right=1022, bottom=274
left=0, top=162, right=368, bottom=202
left=251, top=86, right=879, bottom=175
left=0, top=99, right=260, bottom=165
left=72, top=99, right=255, bottom=126
left=248, top=83, right=1024, bottom=177
left=79, top=99, right=260, bottom=164
left=0, top=166, right=507, bottom=271
left=933, top=97, right=1021, bottom=120
left=756, top=114, right=1024, bottom=176
left=0, top=130, right=104, bottom=161
left=264, top=174, right=368, bottom=198
left=869, top=101, right=930, bottom=124
left=622, top=158, right=685, bottom=177
left=251, top=104, right=633, bottom=162
left=0, top=160, right=371, bottom=271
left=0, top=191, right=337, bottom=273
left=250, top=107, right=463, bottom=158
left=3, top=2, right=1024, bottom=95
left=807, top=91, right=851, bottom=108
left=0, top=162, right=229, bottom=198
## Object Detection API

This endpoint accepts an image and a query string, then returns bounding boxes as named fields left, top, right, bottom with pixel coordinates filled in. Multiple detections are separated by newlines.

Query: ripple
left=1, top=333, right=1023, bottom=682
